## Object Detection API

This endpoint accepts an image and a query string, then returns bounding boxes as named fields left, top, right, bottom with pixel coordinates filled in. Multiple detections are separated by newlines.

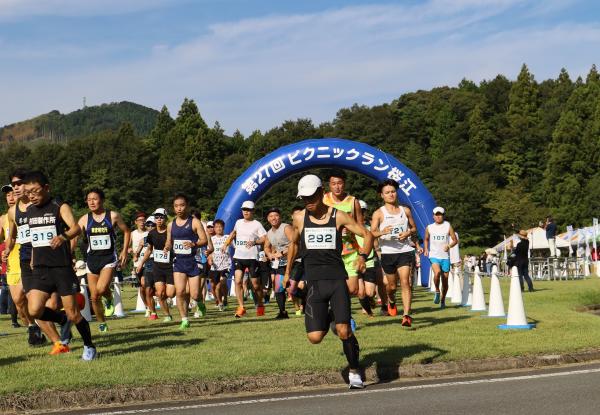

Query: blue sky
left=1, top=0, right=599, bottom=134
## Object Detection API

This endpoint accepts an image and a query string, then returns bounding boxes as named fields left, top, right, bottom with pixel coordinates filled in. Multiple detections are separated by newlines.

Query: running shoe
left=350, top=318, right=357, bottom=333
left=103, top=297, right=115, bottom=317
left=348, top=371, right=365, bottom=389
left=275, top=311, right=289, bottom=320
left=387, top=303, right=398, bottom=317
left=179, top=319, right=190, bottom=330
left=149, top=313, right=158, bottom=320
left=433, top=292, right=440, bottom=304
left=49, top=342, right=70, bottom=355
left=440, top=300, right=446, bottom=310
left=217, top=304, right=225, bottom=312
left=256, top=305, right=265, bottom=316
left=81, top=345, right=97, bottom=361
left=379, top=307, right=389, bottom=317
left=98, top=323, right=108, bottom=333
left=60, top=320, right=73, bottom=345
left=235, top=307, right=246, bottom=318
left=29, top=326, right=47, bottom=347
left=401, top=315, right=413, bottom=327
left=144, top=309, right=151, bottom=318
left=12, top=321, right=21, bottom=328
left=295, top=309, right=303, bottom=317
left=197, top=302, right=207, bottom=318
left=163, top=315, right=173, bottom=323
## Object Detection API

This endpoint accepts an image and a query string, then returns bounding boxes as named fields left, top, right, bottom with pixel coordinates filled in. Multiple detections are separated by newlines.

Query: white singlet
left=233, top=219, right=267, bottom=260
left=378, top=206, right=414, bottom=254
left=211, top=234, right=231, bottom=271
left=131, top=229, right=147, bottom=267
left=427, top=221, right=451, bottom=259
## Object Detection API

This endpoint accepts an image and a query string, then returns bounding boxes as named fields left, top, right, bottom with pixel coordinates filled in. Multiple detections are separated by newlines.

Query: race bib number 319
left=31, top=225, right=57, bottom=248
left=304, top=227, right=336, bottom=250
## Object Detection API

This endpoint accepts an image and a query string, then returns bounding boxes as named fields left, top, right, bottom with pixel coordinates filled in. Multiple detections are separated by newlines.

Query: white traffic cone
left=584, top=258, right=590, bottom=277
left=429, top=267, right=436, bottom=293
left=132, top=289, right=147, bottom=313
left=112, top=277, right=126, bottom=318
left=446, top=269, right=455, bottom=301
left=471, top=267, right=486, bottom=311
left=450, top=267, right=463, bottom=304
left=461, top=270, right=472, bottom=307
left=498, top=266, right=535, bottom=330
left=79, top=278, right=92, bottom=322
left=487, top=266, right=505, bottom=317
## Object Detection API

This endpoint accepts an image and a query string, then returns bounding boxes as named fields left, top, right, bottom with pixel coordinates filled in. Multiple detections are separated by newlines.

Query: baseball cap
left=145, top=215, right=156, bottom=224
left=241, top=201, right=255, bottom=210
left=433, top=206, right=445, bottom=215
left=359, top=200, right=368, bottom=210
left=153, top=208, right=167, bottom=216
left=297, top=174, right=322, bottom=198
left=75, top=260, right=87, bottom=277
left=134, top=211, right=147, bottom=220
left=206, top=221, right=214, bottom=227
left=265, top=207, right=281, bottom=216
left=1, top=184, right=13, bottom=193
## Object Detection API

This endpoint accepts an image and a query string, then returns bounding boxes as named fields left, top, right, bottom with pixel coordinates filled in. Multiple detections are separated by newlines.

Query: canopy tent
left=491, top=227, right=571, bottom=253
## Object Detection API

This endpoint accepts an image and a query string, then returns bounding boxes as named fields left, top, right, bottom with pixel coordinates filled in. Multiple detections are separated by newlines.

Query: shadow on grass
left=100, top=337, right=204, bottom=356
left=363, top=314, right=470, bottom=330
left=0, top=356, right=26, bottom=366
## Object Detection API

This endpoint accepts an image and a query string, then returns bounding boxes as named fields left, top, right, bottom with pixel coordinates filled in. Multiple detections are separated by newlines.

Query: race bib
left=153, top=250, right=170, bottom=263
left=234, top=239, right=249, bottom=247
left=89, top=234, right=112, bottom=250
left=304, top=227, right=336, bottom=250
left=30, top=225, right=57, bottom=248
left=390, top=223, right=406, bottom=237
left=258, top=250, right=266, bottom=261
left=432, top=235, right=447, bottom=241
left=173, top=240, right=192, bottom=255
left=16, top=224, right=31, bottom=244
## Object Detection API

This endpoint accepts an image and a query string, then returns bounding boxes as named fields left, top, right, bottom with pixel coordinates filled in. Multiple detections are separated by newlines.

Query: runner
left=286, top=174, right=372, bottom=389
left=355, top=200, right=376, bottom=318
left=1, top=183, right=21, bottom=328
left=165, top=194, right=208, bottom=329
left=191, top=211, right=214, bottom=318
left=137, top=211, right=174, bottom=321
left=208, top=219, right=230, bottom=311
left=424, top=206, right=458, bottom=309
left=370, top=180, right=417, bottom=326
left=287, top=206, right=306, bottom=316
left=72, top=188, right=131, bottom=332
left=264, top=207, right=294, bottom=319
left=21, top=171, right=97, bottom=360
left=130, top=212, right=150, bottom=317
left=222, top=200, right=267, bottom=318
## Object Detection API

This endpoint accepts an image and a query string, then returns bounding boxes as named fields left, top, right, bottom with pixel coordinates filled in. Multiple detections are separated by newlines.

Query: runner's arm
left=113, top=211, right=131, bottom=267
left=402, top=207, right=418, bottom=240
left=447, top=225, right=458, bottom=251
left=423, top=227, right=430, bottom=257
left=192, top=218, right=208, bottom=248
left=369, top=210, right=389, bottom=238
left=164, top=222, right=172, bottom=252
left=353, top=198, right=364, bottom=224
left=222, top=230, right=236, bottom=251
left=1, top=207, right=16, bottom=262
left=52, top=203, right=81, bottom=250
left=285, top=213, right=302, bottom=278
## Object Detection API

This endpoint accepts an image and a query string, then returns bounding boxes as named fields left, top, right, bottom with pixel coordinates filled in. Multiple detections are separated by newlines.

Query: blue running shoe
left=433, top=292, right=440, bottom=304
left=350, top=318, right=357, bottom=333
left=81, top=346, right=97, bottom=361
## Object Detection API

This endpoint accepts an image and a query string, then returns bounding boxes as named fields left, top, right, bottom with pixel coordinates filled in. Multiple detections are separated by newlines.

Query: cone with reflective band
left=470, top=266, right=486, bottom=311
left=451, top=267, right=463, bottom=304
left=487, top=265, right=505, bottom=317
left=498, top=266, right=535, bottom=330
left=429, top=267, right=436, bottom=293
left=112, top=276, right=126, bottom=317
left=132, top=289, right=146, bottom=312
left=79, top=278, right=92, bottom=322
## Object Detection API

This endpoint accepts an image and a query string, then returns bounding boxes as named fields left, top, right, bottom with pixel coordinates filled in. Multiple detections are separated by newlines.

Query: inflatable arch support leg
left=215, top=138, right=437, bottom=287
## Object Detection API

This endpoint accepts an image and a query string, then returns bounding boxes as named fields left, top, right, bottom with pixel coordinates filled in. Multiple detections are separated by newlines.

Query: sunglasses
left=154, top=214, right=166, bottom=219
left=241, top=208, right=253, bottom=212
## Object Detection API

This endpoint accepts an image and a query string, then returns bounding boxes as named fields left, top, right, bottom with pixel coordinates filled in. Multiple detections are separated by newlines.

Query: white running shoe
left=348, top=371, right=364, bottom=389
left=144, top=309, right=151, bottom=318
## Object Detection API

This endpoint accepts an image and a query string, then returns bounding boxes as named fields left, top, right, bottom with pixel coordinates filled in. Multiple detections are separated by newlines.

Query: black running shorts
left=304, top=279, right=351, bottom=333
left=381, top=252, right=415, bottom=275
left=233, top=259, right=257, bottom=278
left=30, top=266, right=79, bottom=296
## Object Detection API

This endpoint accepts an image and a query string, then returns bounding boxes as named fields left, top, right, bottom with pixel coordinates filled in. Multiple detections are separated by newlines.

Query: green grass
left=1, top=277, right=600, bottom=395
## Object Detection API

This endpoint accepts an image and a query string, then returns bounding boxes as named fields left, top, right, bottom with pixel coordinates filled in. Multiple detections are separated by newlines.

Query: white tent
left=492, top=227, right=571, bottom=253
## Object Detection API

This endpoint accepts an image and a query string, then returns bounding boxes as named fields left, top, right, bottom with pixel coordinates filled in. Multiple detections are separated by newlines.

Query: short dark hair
left=291, top=205, right=304, bottom=213
left=86, top=188, right=105, bottom=200
left=377, top=179, right=399, bottom=194
left=9, top=168, right=29, bottom=181
left=172, top=193, right=189, bottom=204
left=191, top=210, right=202, bottom=220
left=326, top=168, right=346, bottom=181
left=22, top=171, right=49, bottom=186
left=214, top=219, right=225, bottom=227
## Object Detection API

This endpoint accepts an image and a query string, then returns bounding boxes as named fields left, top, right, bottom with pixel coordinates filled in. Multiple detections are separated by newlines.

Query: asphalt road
left=65, top=363, right=600, bottom=415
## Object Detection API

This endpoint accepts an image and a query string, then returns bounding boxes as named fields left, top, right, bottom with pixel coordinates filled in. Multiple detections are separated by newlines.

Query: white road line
left=89, top=367, right=600, bottom=415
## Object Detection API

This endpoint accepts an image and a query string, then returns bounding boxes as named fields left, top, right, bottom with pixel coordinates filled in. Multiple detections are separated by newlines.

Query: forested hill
left=0, top=101, right=159, bottom=145
left=1, top=64, right=598, bottom=248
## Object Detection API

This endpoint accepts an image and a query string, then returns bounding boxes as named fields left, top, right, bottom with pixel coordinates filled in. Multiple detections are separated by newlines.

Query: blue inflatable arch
left=216, top=138, right=437, bottom=287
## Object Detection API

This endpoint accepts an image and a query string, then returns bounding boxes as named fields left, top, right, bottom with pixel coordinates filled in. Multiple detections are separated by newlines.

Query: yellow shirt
left=2, top=217, right=21, bottom=285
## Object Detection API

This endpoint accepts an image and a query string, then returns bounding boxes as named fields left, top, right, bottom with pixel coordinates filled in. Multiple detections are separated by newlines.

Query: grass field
left=1, top=277, right=600, bottom=396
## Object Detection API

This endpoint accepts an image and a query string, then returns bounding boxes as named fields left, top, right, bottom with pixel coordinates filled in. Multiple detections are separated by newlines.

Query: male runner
left=1, top=184, right=21, bottom=328
left=287, top=206, right=306, bottom=316
left=21, top=171, right=97, bottom=360
left=208, top=219, right=230, bottom=311
left=264, top=207, right=294, bottom=319
left=138, top=209, right=174, bottom=322
left=424, top=207, right=458, bottom=309
left=370, top=180, right=418, bottom=326
left=165, top=195, right=208, bottom=329
left=72, top=189, right=131, bottom=332
left=131, top=212, right=149, bottom=316
left=355, top=200, right=376, bottom=318
left=286, top=174, right=372, bottom=389
left=222, top=201, right=267, bottom=318
left=191, top=211, right=214, bottom=318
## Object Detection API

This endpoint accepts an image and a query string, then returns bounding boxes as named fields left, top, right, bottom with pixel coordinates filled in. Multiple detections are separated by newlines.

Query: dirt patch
left=3, top=349, right=600, bottom=414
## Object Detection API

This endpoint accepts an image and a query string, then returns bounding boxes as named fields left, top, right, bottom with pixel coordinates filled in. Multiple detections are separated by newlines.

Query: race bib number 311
left=304, top=227, right=336, bottom=250
left=31, top=225, right=57, bottom=248
left=90, top=235, right=111, bottom=250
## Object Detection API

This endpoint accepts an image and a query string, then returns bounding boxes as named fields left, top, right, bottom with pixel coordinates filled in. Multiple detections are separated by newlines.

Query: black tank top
left=300, top=208, right=346, bottom=281
left=27, top=198, right=72, bottom=267
left=16, top=203, right=32, bottom=261
left=85, top=210, right=117, bottom=258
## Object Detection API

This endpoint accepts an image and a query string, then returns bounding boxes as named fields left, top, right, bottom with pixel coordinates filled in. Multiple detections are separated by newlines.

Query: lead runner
left=285, top=174, right=373, bottom=389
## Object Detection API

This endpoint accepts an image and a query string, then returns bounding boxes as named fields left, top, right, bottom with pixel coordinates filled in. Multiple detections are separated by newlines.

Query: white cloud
left=0, top=0, right=170, bottom=19
left=1, top=0, right=599, bottom=134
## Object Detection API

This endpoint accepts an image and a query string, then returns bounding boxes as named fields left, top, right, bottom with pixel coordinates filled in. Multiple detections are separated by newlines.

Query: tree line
left=1, top=64, right=598, bottom=248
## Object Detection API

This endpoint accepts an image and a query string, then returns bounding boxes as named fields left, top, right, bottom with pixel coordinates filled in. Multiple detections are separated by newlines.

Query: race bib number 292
left=304, top=227, right=336, bottom=250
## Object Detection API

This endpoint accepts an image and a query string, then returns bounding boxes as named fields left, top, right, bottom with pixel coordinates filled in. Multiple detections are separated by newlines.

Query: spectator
left=544, top=216, right=557, bottom=257
left=515, top=230, right=534, bottom=292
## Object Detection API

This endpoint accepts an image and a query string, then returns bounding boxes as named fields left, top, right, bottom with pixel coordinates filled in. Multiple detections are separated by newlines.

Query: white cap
left=153, top=208, right=167, bottom=216
left=146, top=215, right=156, bottom=224
left=297, top=174, right=322, bottom=198
left=75, top=260, right=87, bottom=277
left=433, top=206, right=445, bottom=215
left=207, top=221, right=214, bottom=227
left=359, top=200, right=368, bottom=210
left=241, top=201, right=255, bottom=210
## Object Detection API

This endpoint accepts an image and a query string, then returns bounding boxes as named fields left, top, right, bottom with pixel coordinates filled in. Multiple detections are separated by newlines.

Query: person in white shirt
left=130, top=212, right=149, bottom=316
